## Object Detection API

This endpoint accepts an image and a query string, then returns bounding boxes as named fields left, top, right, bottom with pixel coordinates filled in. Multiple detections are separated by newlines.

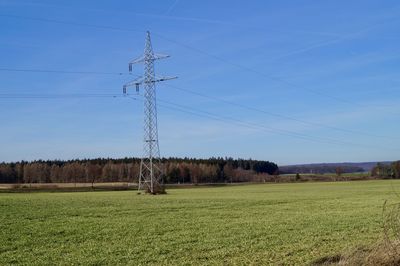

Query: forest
left=371, top=161, right=400, bottom=178
left=0, top=157, right=279, bottom=184
left=279, top=164, right=365, bottom=174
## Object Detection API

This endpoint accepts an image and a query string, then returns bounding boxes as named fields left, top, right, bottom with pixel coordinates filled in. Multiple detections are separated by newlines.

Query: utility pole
left=123, top=31, right=176, bottom=194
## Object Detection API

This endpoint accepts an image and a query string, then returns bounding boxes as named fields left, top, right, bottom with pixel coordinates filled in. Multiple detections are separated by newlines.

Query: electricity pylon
left=123, top=31, right=176, bottom=194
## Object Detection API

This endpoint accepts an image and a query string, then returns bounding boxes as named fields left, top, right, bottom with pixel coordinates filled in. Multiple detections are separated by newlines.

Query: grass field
left=1, top=180, right=400, bottom=265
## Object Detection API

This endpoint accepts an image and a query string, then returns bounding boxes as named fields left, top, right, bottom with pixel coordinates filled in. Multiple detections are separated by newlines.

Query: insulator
left=123, top=86, right=126, bottom=94
left=129, top=64, right=132, bottom=72
left=136, top=84, right=139, bottom=93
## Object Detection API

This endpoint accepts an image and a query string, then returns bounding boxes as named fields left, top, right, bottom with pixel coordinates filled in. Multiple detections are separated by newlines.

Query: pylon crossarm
left=154, top=75, right=178, bottom=82
left=124, top=76, right=176, bottom=92
left=129, top=55, right=145, bottom=66
left=124, top=77, right=144, bottom=88
left=152, top=53, right=170, bottom=60
left=129, top=53, right=169, bottom=66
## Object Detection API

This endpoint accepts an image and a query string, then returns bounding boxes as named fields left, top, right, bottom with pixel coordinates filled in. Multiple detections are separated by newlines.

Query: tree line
left=279, top=164, right=364, bottom=174
left=0, top=157, right=279, bottom=184
left=371, top=161, right=400, bottom=178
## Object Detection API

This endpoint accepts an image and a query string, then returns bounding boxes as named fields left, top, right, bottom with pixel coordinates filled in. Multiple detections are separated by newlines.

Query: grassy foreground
left=1, top=180, right=400, bottom=265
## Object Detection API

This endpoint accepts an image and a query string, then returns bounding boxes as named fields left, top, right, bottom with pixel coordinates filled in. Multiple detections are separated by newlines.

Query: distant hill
left=279, top=161, right=393, bottom=174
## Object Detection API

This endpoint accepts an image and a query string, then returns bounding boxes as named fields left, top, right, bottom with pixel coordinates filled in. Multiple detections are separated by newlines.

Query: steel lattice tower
left=123, top=31, right=176, bottom=194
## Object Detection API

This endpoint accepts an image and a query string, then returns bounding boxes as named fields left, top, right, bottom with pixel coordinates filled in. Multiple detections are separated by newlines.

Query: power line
left=0, top=13, right=384, bottom=106
left=162, top=83, right=398, bottom=140
left=154, top=97, right=397, bottom=151
left=0, top=14, right=144, bottom=34
left=1, top=92, right=397, bottom=151
left=0, top=65, right=395, bottom=139
left=0, top=68, right=135, bottom=75
left=124, top=94, right=399, bottom=152
left=0, top=14, right=397, bottom=147
left=3, top=66, right=396, bottom=140
left=131, top=95, right=340, bottom=145
left=0, top=65, right=396, bottom=139
left=0, top=93, right=124, bottom=99
left=152, top=33, right=362, bottom=106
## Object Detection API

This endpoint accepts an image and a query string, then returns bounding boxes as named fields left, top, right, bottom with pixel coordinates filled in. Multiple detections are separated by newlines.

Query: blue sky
left=0, top=0, right=399, bottom=165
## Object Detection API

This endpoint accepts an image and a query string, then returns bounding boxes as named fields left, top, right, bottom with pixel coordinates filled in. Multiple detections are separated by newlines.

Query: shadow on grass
left=312, top=201, right=400, bottom=266
left=0, top=185, right=136, bottom=193
left=311, top=245, right=400, bottom=266
left=0, top=182, right=240, bottom=193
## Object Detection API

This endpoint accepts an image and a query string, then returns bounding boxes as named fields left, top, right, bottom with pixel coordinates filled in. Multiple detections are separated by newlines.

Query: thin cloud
left=164, top=0, right=180, bottom=15
left=0, top=0, right=340, bottom=37
left=267, top=23, right=384, bottom=62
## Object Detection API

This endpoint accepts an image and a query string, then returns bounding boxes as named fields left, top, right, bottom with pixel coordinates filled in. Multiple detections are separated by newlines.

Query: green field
left=1, top=180, right=400, bottom=265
